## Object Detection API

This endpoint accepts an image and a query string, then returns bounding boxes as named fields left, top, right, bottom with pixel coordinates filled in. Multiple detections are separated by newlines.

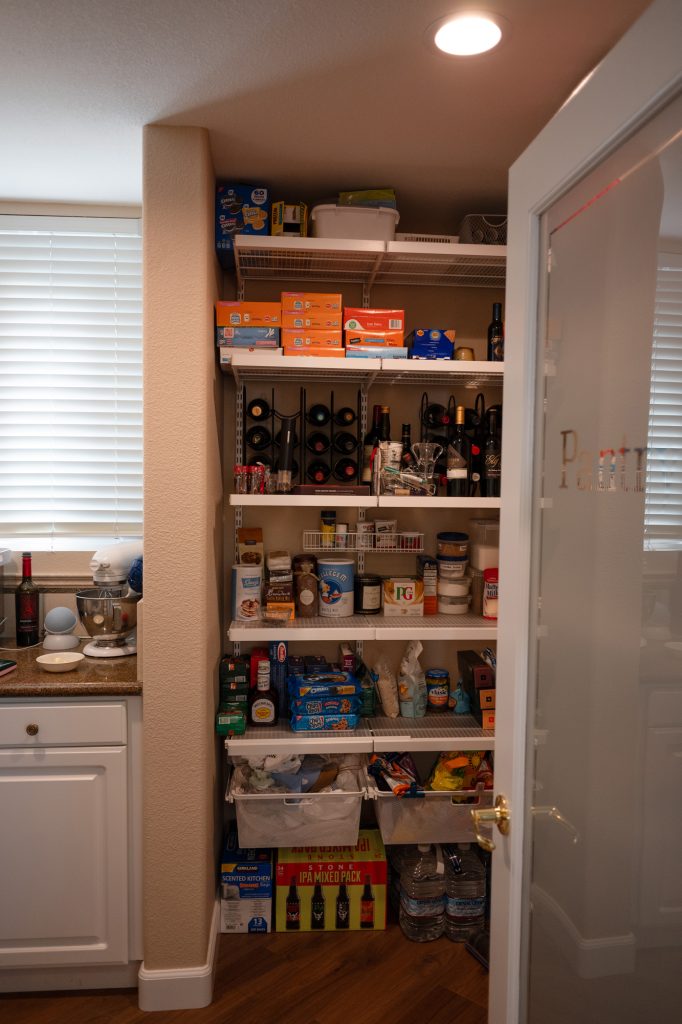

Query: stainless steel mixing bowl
left=76, top=588, right=140, bottom=645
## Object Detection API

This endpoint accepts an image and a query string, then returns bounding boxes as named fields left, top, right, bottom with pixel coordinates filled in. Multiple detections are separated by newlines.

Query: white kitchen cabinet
left=0, top=698, right=141, bottom=979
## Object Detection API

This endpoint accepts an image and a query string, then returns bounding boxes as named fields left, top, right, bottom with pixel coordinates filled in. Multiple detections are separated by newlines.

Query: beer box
left=215, top=301, right=282, bottom=328
left=281, top=292, right=342, bottom=313
left=282, top=310, right=342, bottom=331
left=220, top=828, right=272, bottom=933
left=216, top=326, right=280, bottom=348
left=343, top=308, right=405, bottom=332
left=382, top=577, right=425, bottom=616
left=281, top=328, right=343, bottom=349
left=215, top=184, right=270, bottom=269
left=344, top=329, right=405, bottom=348
left=275, top=830, right=387, bottom=932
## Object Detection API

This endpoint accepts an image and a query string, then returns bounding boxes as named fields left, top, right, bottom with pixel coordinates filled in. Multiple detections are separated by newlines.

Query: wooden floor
left=0, top=925, right=488, bottom=1024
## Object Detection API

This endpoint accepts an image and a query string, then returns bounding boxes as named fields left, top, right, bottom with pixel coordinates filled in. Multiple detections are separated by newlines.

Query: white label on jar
left=446, top=468, right=467, bottom=480
left=299, top=588, right=315, bottom=606
left=362, top=586, right=381, bottom=611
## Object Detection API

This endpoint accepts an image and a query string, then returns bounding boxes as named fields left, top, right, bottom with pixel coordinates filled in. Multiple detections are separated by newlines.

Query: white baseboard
left=531, top=883, right=636, bottom=978
left=137, top=896, right=220, bottom=1011
left=0, top=961, right=140, bottom=993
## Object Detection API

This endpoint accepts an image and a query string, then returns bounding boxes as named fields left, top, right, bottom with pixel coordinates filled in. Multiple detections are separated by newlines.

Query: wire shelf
left=302, top=530, right=424, bottom=553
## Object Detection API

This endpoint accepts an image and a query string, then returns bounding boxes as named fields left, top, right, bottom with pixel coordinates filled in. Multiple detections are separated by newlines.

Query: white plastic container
left=437, top=578, right=471, bottom=598
left=311, top=205, right=400, bottom=241
left=470, top=543, right=499, bottom=571
left=438, top=597, right=471, bottom=615
left=368, top=774, right=492, bottom=844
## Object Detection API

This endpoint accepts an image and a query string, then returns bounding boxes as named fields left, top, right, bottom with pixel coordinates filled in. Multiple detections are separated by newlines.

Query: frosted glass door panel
left=526, top=93, right=682, bottom=1023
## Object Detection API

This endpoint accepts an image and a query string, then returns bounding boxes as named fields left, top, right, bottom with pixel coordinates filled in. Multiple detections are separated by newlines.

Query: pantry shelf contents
left=228, top=612, right=497, bottom=642
left=228, top=494, right=501, bottom=508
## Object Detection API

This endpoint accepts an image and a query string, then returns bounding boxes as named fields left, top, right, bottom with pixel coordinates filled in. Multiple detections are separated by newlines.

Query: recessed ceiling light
left=430, top=11, right=507, bottom=56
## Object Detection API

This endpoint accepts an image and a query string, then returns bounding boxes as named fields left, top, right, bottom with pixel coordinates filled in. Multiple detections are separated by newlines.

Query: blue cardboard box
left=408, top=328, right=456, bottom=360
left=216, top=184, right=270, bottom=269
left=220, top=828, right=272, bottom=933
left=216, top=326, right=280, bottom=348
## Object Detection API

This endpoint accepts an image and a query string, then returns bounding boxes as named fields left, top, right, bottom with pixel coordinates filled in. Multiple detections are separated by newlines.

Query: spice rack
left=302, top=531, right=425, bottom=553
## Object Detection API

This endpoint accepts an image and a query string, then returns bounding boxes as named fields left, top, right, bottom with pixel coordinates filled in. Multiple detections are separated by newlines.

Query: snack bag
left=372, top=655, right=400, bottom=718
left=397, top=640, right=426, bottom=717
left=426, top=751, right=493, bottom=792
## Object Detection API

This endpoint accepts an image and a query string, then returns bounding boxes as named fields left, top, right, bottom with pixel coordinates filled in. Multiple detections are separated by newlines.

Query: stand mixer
left=76, top=541, right=143, bottom=658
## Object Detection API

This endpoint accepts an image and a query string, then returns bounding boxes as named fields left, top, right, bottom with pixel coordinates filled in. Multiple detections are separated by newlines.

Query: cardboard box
left=418, top=554, right=438, bottom=615
left=343, top=308, right=405, bottom=332
left=215, top=704, right=247, bottom=736
left=282, top=292, right=343, bottom=313
left=408, top=328, right=456, bottom=360
left=275, top=830, right=387, bottom=932
left=345, top=347, right=408, bottom=359
left=282, top=310, right=342, bottom=331
left=216, top=326, right=280, bottom=348
left=216, top=184, right=270, bottom=269
left=382, top=578, right=424, bottom=616
left=281, top=328, right=343, bottom=349
left=481, top=709, right=495, bottom=730
left=457, top=649, right=495, bottom=690
left=282, top=346, right=346, bottom=358
left=345, top=329, right=405, bottom=347
left=215, top=301, right=282, bottom=328
left=478, top=688, right=496, bottom=709
left=220, top=829, right=272, bottom=933
left=271, top=201, right=308, bottom=237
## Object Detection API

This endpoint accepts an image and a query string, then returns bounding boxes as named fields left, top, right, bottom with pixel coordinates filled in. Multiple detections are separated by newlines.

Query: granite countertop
left=0, top=645, right=141, bottom=697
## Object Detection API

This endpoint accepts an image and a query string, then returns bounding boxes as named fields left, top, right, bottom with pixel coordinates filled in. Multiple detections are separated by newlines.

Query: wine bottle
left=306, top=431, right=330, bottom=455
left=333, top=458, right=358, bottom=482
left=306, top=460, right=331, bottom=484
left=246, top=397, right=270, bottom=421
left=15, top=552, right=39, bottom=647
left=307, top=403, right=331, bottom=427
left=333, top=431, right=358, bottom=454
left=399, top=423, right=414, bottom=469
left=245, top=425, right=272, bottom=451
left=378, top=406, right=391, bottom=443
left=446, top=406, right=469, bottom=497
left=422, top=403, right=450, bottom=430
left=361, top=404, right=382, bottom=484
left=487, top=302, right=504, bottom=361
left=275, top=428, right=298, bottom=448
left=483, top=409, right=502, bottom=496
left=248, top=454, right=273, bottom=468
left=334, top=406, right=356, bottom=427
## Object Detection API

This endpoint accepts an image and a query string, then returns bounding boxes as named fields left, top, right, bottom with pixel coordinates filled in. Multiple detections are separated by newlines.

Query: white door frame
left=489, top=2, right=682, bottom=1021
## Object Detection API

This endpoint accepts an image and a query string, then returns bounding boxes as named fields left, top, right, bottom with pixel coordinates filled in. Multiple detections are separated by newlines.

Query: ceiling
left=0, top=0, right=652, bottom=233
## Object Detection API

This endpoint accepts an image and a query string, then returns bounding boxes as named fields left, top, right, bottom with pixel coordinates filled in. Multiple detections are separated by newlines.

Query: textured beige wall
left=142, top=125, right=223, bottom=969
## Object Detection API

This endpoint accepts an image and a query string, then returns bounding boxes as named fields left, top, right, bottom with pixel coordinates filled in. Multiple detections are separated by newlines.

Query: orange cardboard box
left=282, top=310, right=342, bottom=330
left=281, top=291, right=343, bottom=313
left=343, top=307, right=405, bottom=332
left=282, top=345, right=345, bottom=358
left=345, top=329, right=405, bottom=348
left=215, top=301, right=282, bottom=327
left=281, top=328, right=343, bottom=349
left=481, top=710, right=495, bottom=730
left=478, top=689, right=496, bottom=709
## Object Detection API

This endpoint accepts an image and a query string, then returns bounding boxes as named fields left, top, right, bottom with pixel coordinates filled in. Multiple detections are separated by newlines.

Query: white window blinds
left=645, top=253, right=682, bottom=549
left=0, top=215, right=142, bottom=548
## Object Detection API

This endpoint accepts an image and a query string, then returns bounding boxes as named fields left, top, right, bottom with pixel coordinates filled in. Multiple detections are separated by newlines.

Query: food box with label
left=281, top=292, right=343, bottom=313
left=281, top=329, right=343, bottom=349
left=282, top=310, right=342, bottom=331
left=345, top=329, right=405, bottom=348
left=220, top=829, right=272, bottom=933
left=282, top=346, right=346, bottom=358
left=275, top=830, right=387, bottom=932
left=408, top=328, right=456, bottom=360
left=215, top=301, right=282, bottom=328
left=343, top=308, right=405, bottom=332
left=216, top=184, right=270, bottom=268
left=271, top=201, right=308, bottom=237
left=216, top=326, right=280, bottom=348
left=382, top=577, right=425, bottom=616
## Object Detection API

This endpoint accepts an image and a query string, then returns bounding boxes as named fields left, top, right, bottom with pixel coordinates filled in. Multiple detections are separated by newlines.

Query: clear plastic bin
left=311, top=204, right=400, bottom=241
left=366, top=774, right=493, bottom=845
left=227, top=771, right=365, bottom=847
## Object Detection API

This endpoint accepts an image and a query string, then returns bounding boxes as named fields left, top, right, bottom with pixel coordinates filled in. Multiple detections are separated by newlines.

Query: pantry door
left=488, top=4, right=682, bottom=1023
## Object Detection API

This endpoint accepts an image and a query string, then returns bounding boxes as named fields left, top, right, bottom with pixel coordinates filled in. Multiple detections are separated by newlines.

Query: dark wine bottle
left=487, top=302, right=504, bottom=361
left=306, top=431, right=330, bottom=455
left=307, top=403, right=331, bottom=427
left=378, top=406, right=391, bottom=443
left=334, top=406, right=356, bottom=427
left=361, top=404, right=382, bottom=484
left=483, top=409, right=502, bottom=496
left=247, top=454, right=273, bottom=468
left=333, top=431, right=358, bottom=454
left=333, top=458, right=358, bottom=482
left=446, top=405, right=469, bottom=497
left=15, top=552, right=39, bottom=647
left=245, top=425, right=272, bottom=451
left=306, top=460, right=331, bottom=484
left=399, top=423, right=414, bottom=469
left=246, top=397, right=271, bottom=421
left=422, top=403, right=450, bottom=429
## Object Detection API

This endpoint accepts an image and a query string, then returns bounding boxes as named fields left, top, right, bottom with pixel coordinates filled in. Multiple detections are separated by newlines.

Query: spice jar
left=293, top=554, right=318, bottom=618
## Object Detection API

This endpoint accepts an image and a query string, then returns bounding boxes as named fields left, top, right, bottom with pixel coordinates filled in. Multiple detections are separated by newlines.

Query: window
left=0, top=215, right=142, bottom=550
left=645, top=253, right=682, bottom=549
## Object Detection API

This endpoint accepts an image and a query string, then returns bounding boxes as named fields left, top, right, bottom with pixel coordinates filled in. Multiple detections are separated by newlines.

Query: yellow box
left=271, top=202, right=308, bottom=237
left=281, top=292, right=343, bottom=314
left=282, top=345, right=346, bottom=358
left=482, top=710, right=495, bottom=730
left=215, top=301, right=282, bottom=327
left=478, top=689, right=496, bottom=709
left=282, top=310, right=343, bottom=331
left=281, top=329, right=343, bottom=349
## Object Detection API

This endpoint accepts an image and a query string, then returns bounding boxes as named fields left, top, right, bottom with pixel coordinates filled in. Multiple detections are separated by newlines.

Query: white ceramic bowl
left=36, top=652, right=85, bottom=673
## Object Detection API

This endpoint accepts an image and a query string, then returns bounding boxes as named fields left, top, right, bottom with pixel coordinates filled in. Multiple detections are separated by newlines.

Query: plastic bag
left=426, top=751, right=493, bottom=792
left=397, top=640, right=427, bottom=717
left=372, top=655, right=400, bottom=718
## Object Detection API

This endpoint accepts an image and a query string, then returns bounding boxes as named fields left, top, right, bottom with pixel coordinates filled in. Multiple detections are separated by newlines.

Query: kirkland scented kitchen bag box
left=275, top=830, right=387, bottom=932
left=220, top=827, right=273, bottom=933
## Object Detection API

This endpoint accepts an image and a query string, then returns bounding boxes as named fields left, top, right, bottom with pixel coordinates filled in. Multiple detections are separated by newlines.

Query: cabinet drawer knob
left=26, top=723, right=39, bottom=736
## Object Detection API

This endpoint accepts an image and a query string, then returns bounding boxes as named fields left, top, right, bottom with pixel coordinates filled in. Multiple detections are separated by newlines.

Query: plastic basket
left=367, top=774, right=493, bottom=845
left=311, top=204, right=400, bottom=241
left=458, top=214, right=507, bottom=245
left=227, top=771, right=365, bottom=847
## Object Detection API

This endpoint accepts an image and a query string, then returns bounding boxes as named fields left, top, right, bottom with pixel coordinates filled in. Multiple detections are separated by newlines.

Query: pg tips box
left=220, top=829, right=272, bottom=933
left=275, top=830, right=387, bottom=932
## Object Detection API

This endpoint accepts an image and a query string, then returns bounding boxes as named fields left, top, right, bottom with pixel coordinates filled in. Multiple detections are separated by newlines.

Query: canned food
left=318, top=558, right=355, bottom=617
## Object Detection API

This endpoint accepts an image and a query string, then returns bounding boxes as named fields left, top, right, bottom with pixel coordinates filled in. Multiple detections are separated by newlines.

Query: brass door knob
left=471, top=794, right=510, bottom=852
left=26, top=723, right=39, bottom=736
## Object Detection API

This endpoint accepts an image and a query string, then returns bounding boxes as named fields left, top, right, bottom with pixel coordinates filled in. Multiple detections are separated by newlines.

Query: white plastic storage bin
left=227, top=773, right=366, bottom=847
left=367, top=774, right=493, bottom=845
left=311, top=204, right=400, bottom=241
